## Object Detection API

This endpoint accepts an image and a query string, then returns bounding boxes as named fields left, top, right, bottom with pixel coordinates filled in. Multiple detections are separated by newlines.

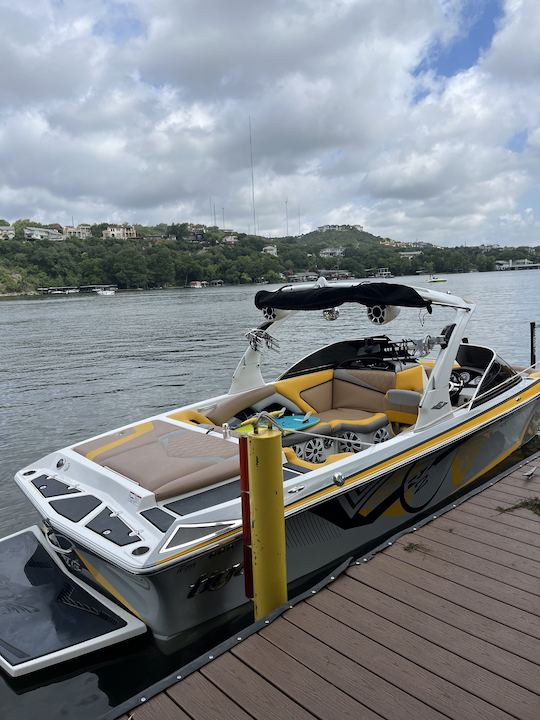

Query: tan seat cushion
left=316, top=408, right=374, bottom=422
left=315, top=409, right=388, bottom=433
left=74, top=420, right=240, bottom=499
left=205, top=385, right=275, bottom=425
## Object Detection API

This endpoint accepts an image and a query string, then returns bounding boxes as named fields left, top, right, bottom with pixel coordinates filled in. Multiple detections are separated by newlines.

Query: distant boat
left=95, top=288, right=115, bottom=296
left=187, top=281, right=208, bottom=288
left=428, top=275, right=447, bottom=283
left=374, top=268, right=393, bottom=279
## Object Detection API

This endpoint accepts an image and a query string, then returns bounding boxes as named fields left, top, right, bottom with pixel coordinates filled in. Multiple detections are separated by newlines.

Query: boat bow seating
left=74, top=421, right=240, bottom=500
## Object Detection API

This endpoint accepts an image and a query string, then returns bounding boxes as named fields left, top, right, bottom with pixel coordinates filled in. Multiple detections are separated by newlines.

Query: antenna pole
left=249, top=116, right=257, bottom=234
left=285, top=198, right=288, bottom=236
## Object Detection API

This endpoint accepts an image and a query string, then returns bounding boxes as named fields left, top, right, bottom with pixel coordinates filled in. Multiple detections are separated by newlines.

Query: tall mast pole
left=249, top=115, right=257, bottom=235
left=285, top=198, right=288, bottom=236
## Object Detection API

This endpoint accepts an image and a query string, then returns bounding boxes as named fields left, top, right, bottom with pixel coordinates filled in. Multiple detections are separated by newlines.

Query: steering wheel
left=449, top=370, right=465, bottom=400
left=456, top=367, right=483, bottom=388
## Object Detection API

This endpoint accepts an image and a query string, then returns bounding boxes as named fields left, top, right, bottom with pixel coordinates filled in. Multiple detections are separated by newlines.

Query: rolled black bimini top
left=255, top=282, right=432, bottom=312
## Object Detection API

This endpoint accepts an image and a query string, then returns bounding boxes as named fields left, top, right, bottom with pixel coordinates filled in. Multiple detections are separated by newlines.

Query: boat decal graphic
left=187, top=562, right=243, bottom=598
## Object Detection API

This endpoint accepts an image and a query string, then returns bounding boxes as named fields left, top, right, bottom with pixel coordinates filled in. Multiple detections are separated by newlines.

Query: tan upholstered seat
left=314, top=409, right=388, bottom=432
left=74, top=420, right=241, bottom=500
left=275, top=364, right=427, bottom=433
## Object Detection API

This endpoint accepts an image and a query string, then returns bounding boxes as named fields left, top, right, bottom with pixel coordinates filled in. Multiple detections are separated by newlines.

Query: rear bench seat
left=274, top=365, right=427, bottom=434
left=169, top=364, right=427, bottom=440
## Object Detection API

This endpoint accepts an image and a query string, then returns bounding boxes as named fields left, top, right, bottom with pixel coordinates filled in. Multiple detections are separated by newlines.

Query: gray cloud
left=0, top=0, right=538, bottom=244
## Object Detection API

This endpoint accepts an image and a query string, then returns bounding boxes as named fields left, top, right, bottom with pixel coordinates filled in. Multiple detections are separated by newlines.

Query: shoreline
left=2, top=266, right=540, bottom=299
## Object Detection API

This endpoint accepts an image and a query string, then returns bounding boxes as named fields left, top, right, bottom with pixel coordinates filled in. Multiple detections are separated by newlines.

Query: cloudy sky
left=0, top=0, right=539, bottom=245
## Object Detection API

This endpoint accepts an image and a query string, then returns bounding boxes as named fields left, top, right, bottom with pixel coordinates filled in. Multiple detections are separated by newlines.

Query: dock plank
left=466, top=494, right=540, bottom=523
left=443, top=507, right=540, bottom=548
left=500, top=476, right=540, bottom=493
left=362, top=553, right=540, bottom=638
left=497, top=472, right=539, bottom=492
left=302, top=589, right=540, bottom=720
left=285, top=600, right=526, bottom=720
left=482, top=486, right=540, bottom=505
left=450, top=501, right=540, bottom=535
left=126, top=693, right=191, bottom=720
left=232, top=634, right=378, bottom=720
left=322, top=575, right=539, bottom=693
left=202, top=653, right=316, bottom=720
left=347, top=561, right=540, bottom=662
left=412, top=523, right=540, bottom=577
left=431, top=515, right=540, bottom=561
left=261, top=615, right=446, bottom=720
left=390, top=537, right=540, bottom=614
left=167, top=672, right=252, bottom=720
left=395, top=529, right=540, bottom=596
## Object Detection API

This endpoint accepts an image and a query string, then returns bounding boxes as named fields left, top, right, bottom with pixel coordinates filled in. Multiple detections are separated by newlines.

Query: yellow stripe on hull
left=77, top=551, right=143, bottom=619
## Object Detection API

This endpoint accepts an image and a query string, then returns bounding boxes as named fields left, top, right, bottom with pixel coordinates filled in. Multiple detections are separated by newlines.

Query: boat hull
left=50, top=396, right=539, bottom=641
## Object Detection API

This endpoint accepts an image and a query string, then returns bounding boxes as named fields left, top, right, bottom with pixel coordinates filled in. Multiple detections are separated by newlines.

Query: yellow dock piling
left=246, top=426, right=287, bottom=620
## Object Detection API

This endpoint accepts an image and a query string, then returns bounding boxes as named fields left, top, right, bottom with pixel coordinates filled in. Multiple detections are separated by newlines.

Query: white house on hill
left=102, top=224, right=137, bottom=240
left=320, top=247, right=344, bottom=258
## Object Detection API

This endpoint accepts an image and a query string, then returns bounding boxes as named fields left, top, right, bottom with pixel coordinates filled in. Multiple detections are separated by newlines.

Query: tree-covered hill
left=0, top=220, right=538, bottom=293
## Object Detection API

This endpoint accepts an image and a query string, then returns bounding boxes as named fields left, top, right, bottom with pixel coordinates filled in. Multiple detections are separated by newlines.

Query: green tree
left=147, top=246, right=175, bottom=286
left=112, top=248, right=148, bottom=288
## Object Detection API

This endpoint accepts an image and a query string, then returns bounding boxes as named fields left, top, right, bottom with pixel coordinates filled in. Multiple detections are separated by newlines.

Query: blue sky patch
left=415, top=0, right=504, bottom=78
left=412, top=86, right=431, bottom=105
left=93, top=1, right=144, bottom=44
left=506, top=129, right=528, bottom=153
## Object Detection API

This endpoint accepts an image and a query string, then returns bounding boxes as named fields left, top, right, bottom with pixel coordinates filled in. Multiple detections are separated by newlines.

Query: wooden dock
left=118, top=452, right=540, bottom=720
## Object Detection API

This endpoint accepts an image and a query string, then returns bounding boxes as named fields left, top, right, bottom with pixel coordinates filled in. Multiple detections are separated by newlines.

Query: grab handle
left=43, top=527, right=74, bottom=555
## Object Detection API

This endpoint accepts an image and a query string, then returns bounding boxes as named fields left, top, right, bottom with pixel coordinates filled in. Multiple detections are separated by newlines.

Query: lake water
left=1, top=271, right=539, bottom=536
left=0, top=270, right=539, bottom=719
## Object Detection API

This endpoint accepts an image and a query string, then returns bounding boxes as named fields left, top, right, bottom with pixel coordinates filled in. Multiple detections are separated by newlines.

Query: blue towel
left=274, top=415, right=319, bottom=431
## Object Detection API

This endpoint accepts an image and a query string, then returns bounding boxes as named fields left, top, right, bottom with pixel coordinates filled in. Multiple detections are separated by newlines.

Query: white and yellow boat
left=5, top=279, right=540, bottom=676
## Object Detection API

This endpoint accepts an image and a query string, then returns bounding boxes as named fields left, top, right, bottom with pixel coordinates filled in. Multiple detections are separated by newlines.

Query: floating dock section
left=112, top=450, right=540, bottom=720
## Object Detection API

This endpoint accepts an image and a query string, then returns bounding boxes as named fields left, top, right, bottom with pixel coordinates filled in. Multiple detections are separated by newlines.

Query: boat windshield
left=279, top=337, right=419, bottom=379
left=473, top=355, right=520, bottom=406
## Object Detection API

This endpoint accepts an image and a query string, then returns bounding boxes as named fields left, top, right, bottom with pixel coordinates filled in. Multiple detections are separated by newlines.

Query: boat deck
left=117, top=451, right=540, bottom=720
